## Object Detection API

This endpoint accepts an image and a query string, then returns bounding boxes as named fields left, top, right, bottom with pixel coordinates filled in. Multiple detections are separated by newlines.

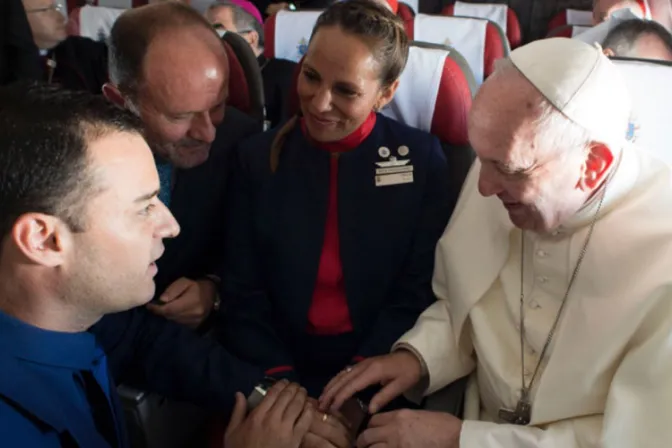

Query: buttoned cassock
left=396, top=145, right=672, bottom=447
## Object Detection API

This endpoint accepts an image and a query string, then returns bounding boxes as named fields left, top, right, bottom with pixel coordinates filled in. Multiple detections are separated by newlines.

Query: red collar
left=300, top=112, right=377, bottom=153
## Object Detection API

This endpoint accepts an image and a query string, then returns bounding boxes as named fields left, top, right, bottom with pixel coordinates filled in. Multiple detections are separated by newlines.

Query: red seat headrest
left=442, top=2, right=521, bottom=48
left=411, top=14, right=506, bottom=85
left=547, top=9, right=592, bottom=33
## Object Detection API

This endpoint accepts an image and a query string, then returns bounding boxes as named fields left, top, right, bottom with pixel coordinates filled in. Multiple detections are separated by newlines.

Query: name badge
left=375, top=172, right=414, bottom=186
left=375, top=146, right=414, bottom=187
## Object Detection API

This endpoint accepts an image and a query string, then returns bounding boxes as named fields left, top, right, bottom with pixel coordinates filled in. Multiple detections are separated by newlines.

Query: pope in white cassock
left=318, top=37, right=672, bottom=447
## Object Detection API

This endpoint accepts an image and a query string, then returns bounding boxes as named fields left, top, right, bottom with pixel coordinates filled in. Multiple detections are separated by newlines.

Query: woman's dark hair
left=270, top=0, right=409, bottom=172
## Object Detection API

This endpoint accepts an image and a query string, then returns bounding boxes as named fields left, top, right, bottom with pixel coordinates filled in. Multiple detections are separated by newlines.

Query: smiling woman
left=217, top=0, right=461, bottom=427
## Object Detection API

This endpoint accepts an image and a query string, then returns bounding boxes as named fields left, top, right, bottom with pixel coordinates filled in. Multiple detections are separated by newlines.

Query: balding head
left=603, top=19, right=672, bottom=61
left=105, top=2, right=230, bottom=169
left=108, top=1, right=227, bottom=93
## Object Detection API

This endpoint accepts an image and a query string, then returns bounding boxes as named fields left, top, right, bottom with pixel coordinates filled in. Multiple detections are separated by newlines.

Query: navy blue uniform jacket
left=219, top=114, right=456, bottom=395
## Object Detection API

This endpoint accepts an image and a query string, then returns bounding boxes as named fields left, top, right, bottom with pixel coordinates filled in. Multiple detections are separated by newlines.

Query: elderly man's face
left=131, top=27, right=229, bottom=169
left=468, top=73, right=592, bottom=233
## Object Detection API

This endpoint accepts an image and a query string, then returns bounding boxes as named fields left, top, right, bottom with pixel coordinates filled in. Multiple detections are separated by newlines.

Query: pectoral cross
left=499, top=398, right=532, bottom=426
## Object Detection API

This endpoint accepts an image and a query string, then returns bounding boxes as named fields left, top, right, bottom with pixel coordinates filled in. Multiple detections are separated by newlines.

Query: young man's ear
left=11, top=214, right=71, bottom=267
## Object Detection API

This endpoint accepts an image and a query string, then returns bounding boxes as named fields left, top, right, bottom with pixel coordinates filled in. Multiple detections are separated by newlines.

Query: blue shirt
left=0, top=310, right=127, bottom=447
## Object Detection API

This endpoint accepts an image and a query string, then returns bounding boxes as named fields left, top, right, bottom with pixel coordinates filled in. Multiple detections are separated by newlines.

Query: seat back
left=263, top=10, right=321, bottom=63
left=410, top=14, right=506, bottom=85
left=397, top=2, right=415, bottom=35
left=443, top=1, right=521, bottom=48
left=68, top=5, right=125, bottom=40
left=401, top=0, right=418, bottom=13
left=548, top=9, right=592, bottom=33
left=220, top=32, right=264, bottom=125
left=611, top=57, right=672, bottom=164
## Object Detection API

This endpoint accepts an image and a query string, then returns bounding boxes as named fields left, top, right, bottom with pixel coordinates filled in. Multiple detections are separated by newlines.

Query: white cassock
left=395, top=145, right=672, bottom=447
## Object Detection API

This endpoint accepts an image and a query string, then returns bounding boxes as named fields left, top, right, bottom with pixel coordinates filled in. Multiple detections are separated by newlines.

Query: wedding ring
left=322, top=413, right=329, bottom=422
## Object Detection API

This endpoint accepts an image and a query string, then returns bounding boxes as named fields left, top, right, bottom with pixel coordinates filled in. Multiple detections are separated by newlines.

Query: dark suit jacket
left=0, top=0, right=42, bottom=85
left=219, top=114, right=456, bottom=395
left=153, top=107, right=262, bottom=299
left=90, top=307, right=264, bottom=412
left=47, top=36, right=108, bottom=94
left=259, top=55, right=296, bottom=129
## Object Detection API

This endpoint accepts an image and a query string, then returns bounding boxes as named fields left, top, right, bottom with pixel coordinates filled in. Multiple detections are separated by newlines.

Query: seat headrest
left=396, top=2, right=415, bottom=34
left=401, top=0, right=418, bottom=13
left=287, top=44, right=473, bottom=146
left=264, top=10, right=322, bottom=62
left=611, top=58, right=672, bottom=164
left=221, top=32, right=264, bottom=123
left=444, top=1, right=521, bottom=48
left=69, top=5, right=125, bottom=41
left=222, top=40, right=252, bottom=115
left=411, top=14, right=506, bottom=85
left=381, top=45, right=473, bottom=145
left=548, top=9, right=592, bottom=32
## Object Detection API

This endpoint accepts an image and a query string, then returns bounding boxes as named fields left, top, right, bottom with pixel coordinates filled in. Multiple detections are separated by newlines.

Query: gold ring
left=322, top=413, right=329, bottom=422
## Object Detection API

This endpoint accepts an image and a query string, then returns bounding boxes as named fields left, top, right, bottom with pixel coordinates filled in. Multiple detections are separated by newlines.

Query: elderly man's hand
left=301, top=398, right=353, bottom=448
left=356, top=410, right=462, bottom=448
left=225, top=381, right=313, bottom=448
left=147, top=277, right=216, bottom=328
left=319, top=351, right=422, bottom=414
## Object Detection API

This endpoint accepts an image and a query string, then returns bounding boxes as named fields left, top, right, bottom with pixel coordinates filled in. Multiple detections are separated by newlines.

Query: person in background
left=0, top=81, right=322, bottom=448
left=21, top=0, right=108, bottom=93
left=0, top=0, right=42, bottom=85
left=102, top=1, right=258, bottom=328
left=205, top=0, right=297, bottom=128
left=649, top=0, right=672, bottom=31
left=592, top=0, right=646, bottom=24
left=320, top=38, right=672, bottom=448
left=263, top=0, right=397, bottom=17
left=603, top=17, right=672, bottom=60
left=219, top=0, right=455, bottom=414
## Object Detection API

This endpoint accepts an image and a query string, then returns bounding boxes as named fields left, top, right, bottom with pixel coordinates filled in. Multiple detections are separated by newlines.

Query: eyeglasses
left=26, top=3, right=64, bottom=14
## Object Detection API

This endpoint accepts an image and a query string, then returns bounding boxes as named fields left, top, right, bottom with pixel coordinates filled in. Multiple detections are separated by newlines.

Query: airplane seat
left=220, top=32, right=265, bottom=126
left=67, top=5, right=125, bottom=41
left=610, top=57, right=672, bottom=165
left=263, top=10, right=322, bottom=64
left=409, top=14, right=507, bottom=86
left=442, top=1, right=521, bottom=48
left=219, top=36, right=264, bottom=125
left=547, top=24, right=591, bottom=38
left=547, top=9, right=592, bottom=33
left=397, top=2, right=416, bottom=35
left=90, top=0, right=146, bottom=7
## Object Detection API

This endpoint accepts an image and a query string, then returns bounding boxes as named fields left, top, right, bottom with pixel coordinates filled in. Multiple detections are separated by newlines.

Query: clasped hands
left=226, top=350, right=463, bottom=448
left=225, top=379, right=354, bottom=448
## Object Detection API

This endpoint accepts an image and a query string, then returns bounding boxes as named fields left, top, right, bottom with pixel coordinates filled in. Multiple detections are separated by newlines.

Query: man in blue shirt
left=0, top=82, right=320, bottom=447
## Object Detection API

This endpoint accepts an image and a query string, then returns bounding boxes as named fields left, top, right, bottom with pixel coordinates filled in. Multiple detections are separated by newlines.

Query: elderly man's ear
left=603, top=47, right=616, bottom=57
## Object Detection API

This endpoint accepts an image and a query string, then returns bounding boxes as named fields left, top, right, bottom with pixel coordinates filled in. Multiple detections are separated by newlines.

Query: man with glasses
left=205, top=0, right=296, bottom=128
left=22, top=0, right=108, bottom=93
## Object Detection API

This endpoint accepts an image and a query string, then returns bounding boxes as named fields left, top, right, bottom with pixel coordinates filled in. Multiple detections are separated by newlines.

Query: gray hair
left=207, top=1, right=264, bottom=49
left=603, top=18, right=672, bottom=57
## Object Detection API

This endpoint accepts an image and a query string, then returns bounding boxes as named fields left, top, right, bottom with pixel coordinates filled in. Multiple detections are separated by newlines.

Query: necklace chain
left=518, top=183, right=608, bottom=403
